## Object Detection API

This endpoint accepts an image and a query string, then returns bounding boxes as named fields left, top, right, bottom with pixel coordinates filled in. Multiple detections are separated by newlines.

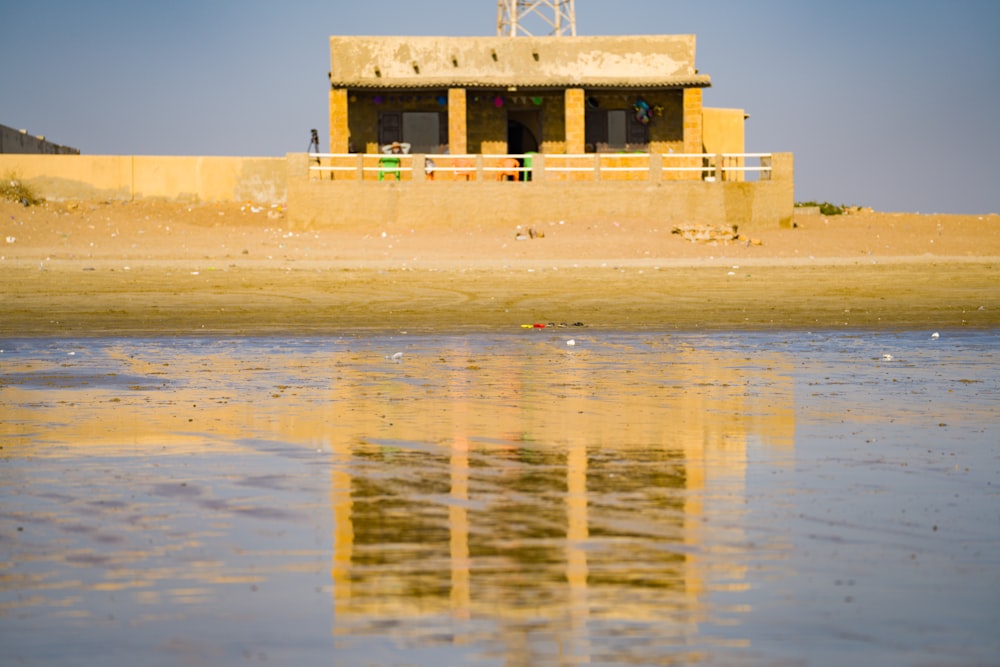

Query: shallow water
left=1, top=329, right=998, bottom=666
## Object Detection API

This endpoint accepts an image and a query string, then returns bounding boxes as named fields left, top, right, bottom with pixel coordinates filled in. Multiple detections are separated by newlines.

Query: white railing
left=308, top=152, right=772, bottom=182
left=308, top=153, right=414, bottom=178
left=661, top=153, right=715, bottom=173
left=544, top=153, right=650, bottom=175
left=720, top=152, right=773, bottom=176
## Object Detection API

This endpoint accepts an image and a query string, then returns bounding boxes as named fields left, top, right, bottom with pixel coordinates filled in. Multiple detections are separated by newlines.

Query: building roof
left=329, top=35, right=711, bottom=90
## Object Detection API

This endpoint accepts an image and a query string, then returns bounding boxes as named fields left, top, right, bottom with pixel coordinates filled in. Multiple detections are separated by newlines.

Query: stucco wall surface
left=702, top=108, right=746, bottom=155
left=1, top=152, right=791, bottom=227
left=287, top=153, right=793, bottom=230
left=0, top=155, right=287, bottom=203
left=330, top=35, right=708, bottom=88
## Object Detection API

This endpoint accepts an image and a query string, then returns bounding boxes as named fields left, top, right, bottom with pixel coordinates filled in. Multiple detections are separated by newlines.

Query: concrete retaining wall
left=286, top=152, right=794, bottom=230
left=0, top=151, right=792, bottom=228
left=0, top=154, right=287, bottom=204
left=0, top=123, right=79, bottom=155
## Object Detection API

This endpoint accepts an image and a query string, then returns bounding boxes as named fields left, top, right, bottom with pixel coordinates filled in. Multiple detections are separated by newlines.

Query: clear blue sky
left=2, top=0, right=998, bottom=214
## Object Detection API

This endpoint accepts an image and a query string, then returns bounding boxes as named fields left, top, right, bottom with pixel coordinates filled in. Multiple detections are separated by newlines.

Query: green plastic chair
left=523, top=152, right=537, bottom=182
left=378, top=156, right=401, bottom=181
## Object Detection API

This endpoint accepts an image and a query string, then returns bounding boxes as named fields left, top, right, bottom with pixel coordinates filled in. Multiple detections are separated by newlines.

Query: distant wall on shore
left=0, top=124, right=80, bottom=155
left=0, top=154, right=287, bottom=203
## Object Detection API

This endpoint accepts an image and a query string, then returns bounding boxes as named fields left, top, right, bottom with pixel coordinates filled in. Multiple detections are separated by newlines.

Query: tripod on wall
left=308, top=129, right=320, bottom=163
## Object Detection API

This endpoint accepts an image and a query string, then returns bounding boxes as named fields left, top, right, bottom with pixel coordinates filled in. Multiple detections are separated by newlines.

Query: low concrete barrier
left=286, top=152, right=794, bottom=229
left=0, top=154, right=287, bottom=204
left=0, top=151, right=792, bottom=228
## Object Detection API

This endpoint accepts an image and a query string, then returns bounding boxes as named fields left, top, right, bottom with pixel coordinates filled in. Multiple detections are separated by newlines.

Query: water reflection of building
left=0, top=337, right=796, bottom=661
left=327, top=339, right=796, bottom=660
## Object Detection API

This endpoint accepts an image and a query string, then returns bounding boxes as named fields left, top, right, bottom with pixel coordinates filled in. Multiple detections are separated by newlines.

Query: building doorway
left=507, top=110, right=540, bottom=154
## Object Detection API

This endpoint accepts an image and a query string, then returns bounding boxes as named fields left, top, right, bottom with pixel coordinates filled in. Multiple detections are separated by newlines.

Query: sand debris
left=672, top=223, right=738, bottom=243
left=671, top=223, right=761, bottom=246
left=515, top=226, right=545, bottom=241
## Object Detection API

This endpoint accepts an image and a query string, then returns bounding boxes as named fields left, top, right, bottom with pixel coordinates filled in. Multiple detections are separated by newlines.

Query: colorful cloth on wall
left=633, top=99, right=652, bottom=125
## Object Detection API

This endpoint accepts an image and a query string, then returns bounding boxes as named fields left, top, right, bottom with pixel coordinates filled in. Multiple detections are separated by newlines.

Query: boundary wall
left=0, top=124, right=79, bottom=155
left=0, top=154, right=287, bottom=204
left=286, top=152, right=794, bottom=229
left=0, top=152, right=793, bottom=228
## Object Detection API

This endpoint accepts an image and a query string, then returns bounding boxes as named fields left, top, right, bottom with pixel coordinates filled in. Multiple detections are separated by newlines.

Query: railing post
left=475, top=154, right=485, bottom=182
left=413, top=155, right=426, bottom=182
left=356, top=153, right=364, bottom=181
left=649, top=152, right=662, bottom=182
left=594, top=153, right=601, bottom=181
left=715, top=153, right=724, bottom=182
left=532, top=153, right=545, bottom=182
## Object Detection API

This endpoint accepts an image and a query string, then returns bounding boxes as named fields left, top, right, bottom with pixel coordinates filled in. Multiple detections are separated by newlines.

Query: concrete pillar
left=474, top=153, right=484, bottom=181
left=564, top=88, right=585, bottom=154
left=448, top=88, right=467, bottom=154
left=682, top=88, right=703, bottom=155
left=531, top=153, right=545, bottom=182
left=329, top=88, right=350, bottom=153
left=682, top=88, right=704, bottom=181
left=768, top=152, right=795, bottom=182
left=774, top=152, right=796, bottom=227
left=648, top=152, right=662, bottom=182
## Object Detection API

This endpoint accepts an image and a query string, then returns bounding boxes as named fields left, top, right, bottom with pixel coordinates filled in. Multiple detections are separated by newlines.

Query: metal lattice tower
left=497, top=0, right=577, bottom=37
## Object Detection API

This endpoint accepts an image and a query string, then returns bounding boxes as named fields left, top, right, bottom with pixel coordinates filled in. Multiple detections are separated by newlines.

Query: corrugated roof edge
left=330, top=76, right=712, bottom=90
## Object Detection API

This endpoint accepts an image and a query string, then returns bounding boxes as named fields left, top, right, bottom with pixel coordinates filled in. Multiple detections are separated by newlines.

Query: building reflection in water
left=0, top=334, right=795, bottom=664
left=324, top=335, right=795, bottom=662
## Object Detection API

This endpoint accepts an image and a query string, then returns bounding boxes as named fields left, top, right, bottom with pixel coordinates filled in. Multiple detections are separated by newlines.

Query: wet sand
left=2, top=200, right=998, bottom=335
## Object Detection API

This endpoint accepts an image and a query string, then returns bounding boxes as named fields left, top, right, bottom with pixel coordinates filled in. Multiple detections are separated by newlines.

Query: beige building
left=0, top=33, right=791, bottom=227
left=282, top=33, right=793, bottom=230
left=327, top=34, right=741, bottom=159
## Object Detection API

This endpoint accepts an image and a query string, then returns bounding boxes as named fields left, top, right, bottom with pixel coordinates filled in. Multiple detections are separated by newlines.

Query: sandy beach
left=2, top=199, right=998, bottom=335
left=4, top=199, right=1000, bottom=667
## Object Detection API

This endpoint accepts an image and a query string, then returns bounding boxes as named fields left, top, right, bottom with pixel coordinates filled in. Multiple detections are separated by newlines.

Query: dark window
left=585, top=109, right=649, bottom=152
left=379, top=112, right=447, bottom=153
left=379, top=113, right=403, bottom=145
